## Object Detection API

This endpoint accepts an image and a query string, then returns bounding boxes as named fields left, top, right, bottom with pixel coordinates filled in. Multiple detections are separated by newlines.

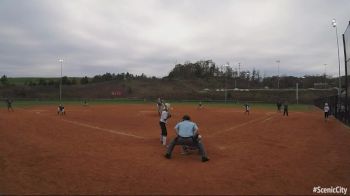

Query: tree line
left=166, top=60, right=345, bottom=89
left=0, top=72, right=153, bottom=87
left=0, top=59, right=346, bottom=89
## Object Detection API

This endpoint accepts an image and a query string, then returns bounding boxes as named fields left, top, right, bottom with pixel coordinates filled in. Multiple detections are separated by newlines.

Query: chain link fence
left=314, top=95, right=348, bottom=124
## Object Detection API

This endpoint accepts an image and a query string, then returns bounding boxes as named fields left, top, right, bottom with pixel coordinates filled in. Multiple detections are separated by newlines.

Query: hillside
left=0, top=78, right=337, bottom=104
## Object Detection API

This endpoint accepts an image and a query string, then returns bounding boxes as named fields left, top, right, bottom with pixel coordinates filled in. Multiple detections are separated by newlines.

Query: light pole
left=296, top=82, right=299, bottom=104
left=246, top=72, right=250, bottom=89
left=234, top=66, right=237, bottom=89
left=324, top=63, right=327, bottom=89
left=276, top=60, right=280, bottom=89
left=332, top=19, right=342, bottom=98
left=59, top=59, right=63, bottom=103
left=223, top=63, right=230, bottom=103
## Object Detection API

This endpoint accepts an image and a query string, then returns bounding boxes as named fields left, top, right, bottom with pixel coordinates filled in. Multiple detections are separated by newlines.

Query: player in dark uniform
left=6, top=99, right=14, bottom=112
left=283, top=101, right=288, bottom=116
left=276, top=101, right=282, bottom=112
left=57, top=104, right=66, bottom=115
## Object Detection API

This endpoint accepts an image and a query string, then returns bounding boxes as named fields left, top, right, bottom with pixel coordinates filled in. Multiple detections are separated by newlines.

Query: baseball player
left=324, top=102, right=330, bottom=121
left=276, top=100, right=282, bottom=112
left=197, top=101, right=203, bottom=109
left=244, top=103, right=250, bottom=115
left=283, top=101, right=288, bottom=116
left=57, top=104, right=66, bottom=115
left=159, top=107, right=171, bottom=146
left=6, top=98, right=14, bottom=112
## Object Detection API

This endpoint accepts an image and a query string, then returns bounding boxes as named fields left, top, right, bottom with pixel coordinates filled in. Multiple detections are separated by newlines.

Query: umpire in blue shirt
left=165, top=115, right=209, bottom=162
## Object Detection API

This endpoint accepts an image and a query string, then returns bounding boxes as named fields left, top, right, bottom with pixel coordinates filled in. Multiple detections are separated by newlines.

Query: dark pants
left=159, top=122, right=167, bottom=136
left=283, top=109, right=288, bottom=116
left=166, top=136, right=208, bottom=158
left=324, top=112, right=329, bottom=119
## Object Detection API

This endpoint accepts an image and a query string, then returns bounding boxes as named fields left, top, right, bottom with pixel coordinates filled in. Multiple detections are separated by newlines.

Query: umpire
left=165, top=115, right=209, bottom=162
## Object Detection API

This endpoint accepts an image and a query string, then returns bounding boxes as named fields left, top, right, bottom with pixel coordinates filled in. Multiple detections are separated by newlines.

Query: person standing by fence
left=324, top=103, right=330, bottom=121
left=283, top=101, right=288, bottom=116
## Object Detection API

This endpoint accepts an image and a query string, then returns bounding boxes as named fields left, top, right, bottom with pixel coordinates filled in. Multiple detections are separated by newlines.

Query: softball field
left=0, top=103, right=349, bottom=195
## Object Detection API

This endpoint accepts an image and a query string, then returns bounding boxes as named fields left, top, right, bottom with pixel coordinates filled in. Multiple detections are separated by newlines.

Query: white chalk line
left=209, top=113, right=276, bottom=136
left=262, top=116, right=274, bottom=122
left=29, top=109, right=48, bottom=112
left=139, top=110, right=156, bottom=113
left=61, top=119, right=146, bottom=139
left=20, top=108, right=146, bottom=139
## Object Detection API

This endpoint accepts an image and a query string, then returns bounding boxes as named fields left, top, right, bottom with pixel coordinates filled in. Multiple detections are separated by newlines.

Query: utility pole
left=238, top=62, right=241, bottom=78
left=276, top=60, right=280, bottom=89
left=324, top=64, right=327, bottom=89
left=59, top=59, right=63, bottom=103
left=296, top=83, right=299, bottom=104
left=332, top=19, right=342, bottom=99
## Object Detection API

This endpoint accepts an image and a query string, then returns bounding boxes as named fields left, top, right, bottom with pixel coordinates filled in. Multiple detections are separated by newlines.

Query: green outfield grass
left=0, top=99, right=313, bottom=111
left=0, top=99, right=149, bottom=108
left=7, top=77, right=58, bottom=85
left=170, top=101, right=312, bottom=111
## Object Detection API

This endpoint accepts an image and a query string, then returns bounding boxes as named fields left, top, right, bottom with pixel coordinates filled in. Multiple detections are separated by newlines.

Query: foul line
left=61, top=119, right=146, bottom=139
left=19, top=108, right=146, bottom=140
left=209, top=114, right=275, bottom=137
left=262, top=116, right=274, bottom=122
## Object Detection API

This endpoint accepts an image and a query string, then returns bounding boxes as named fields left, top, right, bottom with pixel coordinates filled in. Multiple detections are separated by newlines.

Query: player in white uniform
left=159, top=107, right=171, bottom=146
left=197, top=101, right=203, bottom=109
left=324, top=103, right=330, bottom=121
left=244, top=103, right=250, bottom=115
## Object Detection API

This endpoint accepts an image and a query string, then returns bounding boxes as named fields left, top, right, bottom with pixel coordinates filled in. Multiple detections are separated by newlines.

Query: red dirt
left=0, top=104, right=349, bottom=195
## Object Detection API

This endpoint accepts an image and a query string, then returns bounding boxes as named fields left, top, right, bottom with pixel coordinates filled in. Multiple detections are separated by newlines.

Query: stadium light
left=59, top=59, right=63, bottom=102
left=332, top=18, right=342, bottom=98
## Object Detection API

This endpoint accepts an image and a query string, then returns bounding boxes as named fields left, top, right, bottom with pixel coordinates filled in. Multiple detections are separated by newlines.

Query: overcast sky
left=0, top=0, right=349, bottom=78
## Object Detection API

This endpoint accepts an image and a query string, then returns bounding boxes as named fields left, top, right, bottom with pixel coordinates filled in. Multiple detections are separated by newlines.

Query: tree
left=47, top=79, right=55, bottom=86
left=61, top=76, right=71, bottom=85
left=80, top=76, right=89, bottom=84
left=38, top=78, right=47, bottom=86
left=0, top=75, right=9, bottom=85
left=71, top=78, right=78, bottom=85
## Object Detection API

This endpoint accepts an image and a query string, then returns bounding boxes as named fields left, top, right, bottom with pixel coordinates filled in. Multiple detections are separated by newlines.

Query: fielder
left=57, top=104, right=66, bottom=115
left=244, top=103, right=250, bottom=115
left=283, top=101, right=288, bottom=116
left=197, top=101, right=203, bottom=109
left=6, top=98, right=14, bottom=112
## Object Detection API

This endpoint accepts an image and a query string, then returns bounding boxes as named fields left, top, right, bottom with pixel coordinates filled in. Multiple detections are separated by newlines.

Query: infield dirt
left=0, top=104, right=349, bottom=195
